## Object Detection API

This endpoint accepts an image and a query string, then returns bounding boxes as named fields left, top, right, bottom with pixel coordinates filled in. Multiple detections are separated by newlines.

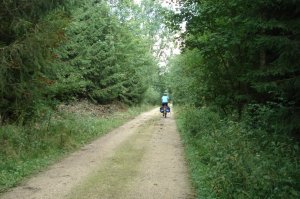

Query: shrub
left=180, top=106, right=221, bottom=137
left=177, top=107, right=300, bottom=198
left=142, top=87, right=160, bottom=105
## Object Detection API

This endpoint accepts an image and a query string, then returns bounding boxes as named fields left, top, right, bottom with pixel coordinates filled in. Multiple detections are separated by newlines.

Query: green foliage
left=177, top=107, right=300, bottom=198
left=168, top=49, right=206, bottom=107
left=0, top=0, right=69, bottom=43
left=169, top=0, right=300, bottom=135
left=1, top=0, right=161, bottom=122
left=142, top=87, right=160, bottom=105
left=52, top=1, right=158, bottom=104
left=168, top=1, right=300, bottom=196
left=0, top=1, right=71, bottom=122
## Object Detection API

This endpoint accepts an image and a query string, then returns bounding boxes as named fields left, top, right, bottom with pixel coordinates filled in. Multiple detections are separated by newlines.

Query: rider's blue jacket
left=162, top=96, right=169, bottom=103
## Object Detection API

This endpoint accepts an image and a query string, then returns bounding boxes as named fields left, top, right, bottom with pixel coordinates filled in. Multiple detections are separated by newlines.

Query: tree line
left=168, top=0, right=300, bottom=137
left=0, top=0, right=162, bottom=123
left=167, top=0, right=300, bottom=198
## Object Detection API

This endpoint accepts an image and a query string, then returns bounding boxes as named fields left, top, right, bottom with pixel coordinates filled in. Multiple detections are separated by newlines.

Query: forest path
left=1, top=108, right=194, bottom=199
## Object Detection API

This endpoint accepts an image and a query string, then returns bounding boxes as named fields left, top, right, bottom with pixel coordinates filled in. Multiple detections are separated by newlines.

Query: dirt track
left=1, top=108, right=194, bottom=199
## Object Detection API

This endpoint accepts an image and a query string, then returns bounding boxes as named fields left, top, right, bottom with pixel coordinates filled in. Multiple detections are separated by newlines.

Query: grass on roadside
left=175, top=106, right=300, bottom=199
left=0, top=104, right=154, bottom=193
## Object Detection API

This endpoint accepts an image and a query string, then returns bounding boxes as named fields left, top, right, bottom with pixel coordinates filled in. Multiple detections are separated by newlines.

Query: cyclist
left=161, top=94, right=169, bottom=107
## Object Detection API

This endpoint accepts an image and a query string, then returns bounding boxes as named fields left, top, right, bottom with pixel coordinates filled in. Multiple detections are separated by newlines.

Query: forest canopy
left=0, top=0, right=163, bottom=123
left=168, top=0, right=300, bottom=137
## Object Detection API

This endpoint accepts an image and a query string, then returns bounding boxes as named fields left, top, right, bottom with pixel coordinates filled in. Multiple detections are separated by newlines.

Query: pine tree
left=0, top=0, right=70, bottom=122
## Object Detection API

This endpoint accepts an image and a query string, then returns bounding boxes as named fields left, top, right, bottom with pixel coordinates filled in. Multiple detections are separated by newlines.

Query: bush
left=177, top=107, right=300, bottom=198
left=142, top=87, right=160, bottom=105
left=179, top=106, right=221, bottom=137
left=244, top=103, right=300, bottom=137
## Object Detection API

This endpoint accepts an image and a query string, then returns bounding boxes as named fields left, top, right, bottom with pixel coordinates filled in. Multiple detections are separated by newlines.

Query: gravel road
left=1, top=108, right=194, bottom=199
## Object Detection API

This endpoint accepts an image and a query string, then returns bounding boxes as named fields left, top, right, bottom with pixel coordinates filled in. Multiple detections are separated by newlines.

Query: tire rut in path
left=0, top=108, right=194, bottom=199
left=123, top=111, right=195, bottom=199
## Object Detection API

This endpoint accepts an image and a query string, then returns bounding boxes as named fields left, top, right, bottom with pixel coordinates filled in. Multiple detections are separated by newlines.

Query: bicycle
left=160, top=105, right=170, bottom=118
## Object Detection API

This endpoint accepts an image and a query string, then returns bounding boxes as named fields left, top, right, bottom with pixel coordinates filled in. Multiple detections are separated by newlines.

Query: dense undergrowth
left=176, top=106, right=300, bottom=199
left=0, top=103, right=153, bottom=193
